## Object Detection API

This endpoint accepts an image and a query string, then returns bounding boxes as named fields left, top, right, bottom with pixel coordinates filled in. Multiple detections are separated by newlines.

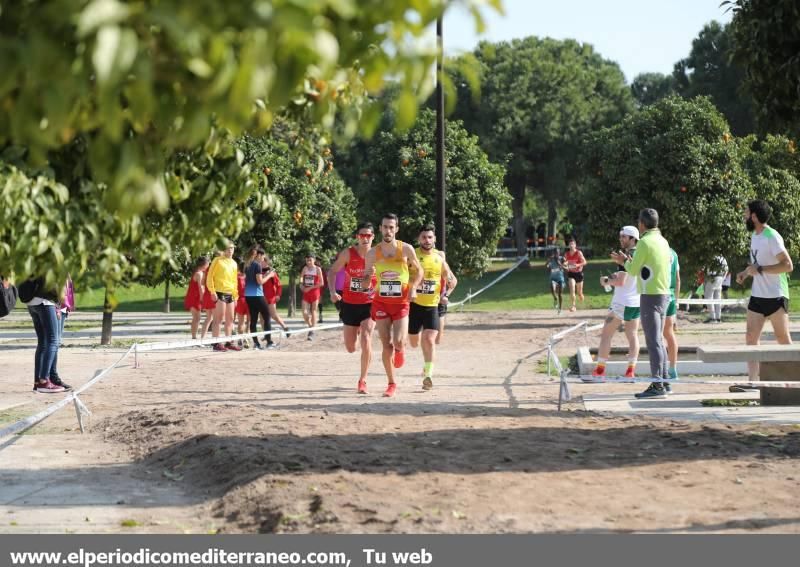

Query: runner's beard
left=420, top=243, right=433, bottom=250
left=383, top=235, right=393, bottom=243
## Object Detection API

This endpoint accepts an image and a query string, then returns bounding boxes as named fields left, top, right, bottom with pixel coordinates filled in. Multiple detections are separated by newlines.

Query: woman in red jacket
left=261, top=255, right=289, bottom=342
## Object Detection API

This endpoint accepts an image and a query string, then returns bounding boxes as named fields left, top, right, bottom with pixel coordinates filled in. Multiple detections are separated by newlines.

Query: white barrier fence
left=1, top=259, right=529, bottom=440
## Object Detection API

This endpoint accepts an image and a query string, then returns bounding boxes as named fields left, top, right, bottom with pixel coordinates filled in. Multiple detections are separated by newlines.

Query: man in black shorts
left=408, top=225, right=456, bottom=390
left=327, top=223, right=376, bottom=393
left=735, top=200, right=794, bottom=383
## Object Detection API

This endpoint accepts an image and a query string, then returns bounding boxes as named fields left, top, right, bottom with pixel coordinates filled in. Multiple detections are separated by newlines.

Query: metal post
left=435, top=16, right=446, bottom=254
left=134, top=343, right=140, bottom=369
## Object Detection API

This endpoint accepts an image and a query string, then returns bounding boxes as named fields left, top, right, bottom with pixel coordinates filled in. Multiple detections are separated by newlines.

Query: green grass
left=450, top=259, right=627, bottom=310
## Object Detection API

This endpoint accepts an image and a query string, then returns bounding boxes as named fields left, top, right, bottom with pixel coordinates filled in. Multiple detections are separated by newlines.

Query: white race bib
left=418, top=279, right=437, bottom=295
left=379, top=280, right=402, bottom=297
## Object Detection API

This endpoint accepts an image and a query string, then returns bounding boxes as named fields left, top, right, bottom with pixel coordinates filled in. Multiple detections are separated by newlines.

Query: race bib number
left=303, top=275, right=315, bottom=287
left=417, top=279, right=437, bottom=295
left=349, top=277, right=364, bottom=293
left=379, top=280, right=402, bottom=297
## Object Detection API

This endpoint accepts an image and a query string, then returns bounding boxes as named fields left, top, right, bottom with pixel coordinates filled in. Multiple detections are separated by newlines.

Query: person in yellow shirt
left=408, top=225, right=456, bottom=391
left=363, top=213, right=423, bottom=397
left=206, top=240, right=241, bottom=352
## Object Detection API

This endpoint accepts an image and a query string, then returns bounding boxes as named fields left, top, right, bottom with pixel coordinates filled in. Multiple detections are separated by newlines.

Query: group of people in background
left=179, top=214, right=458, bottom=398
left=546, top=237, right=587, bottom=314
left=183, top=242, right=289, bottom=351
left=586, top=200, right=793, bottom=399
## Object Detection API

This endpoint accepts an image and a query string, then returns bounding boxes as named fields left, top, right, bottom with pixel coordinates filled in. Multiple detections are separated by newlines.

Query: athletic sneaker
left=357, top=380, right=368, bottom=394
left=226, top=342, right=242, bottom=352
left=49, top=376, right=73, bottom=391
left=581, top=366, right=605, bottom=383
left=307, top=330, right=315, bottom=341
left=392, top=349, right=405, bottom=368
left=569, top=305, right=576, bottom=312
left=383, top=383, right=397, bottom=397
left=663, top=382, right=672, bottom=394
left=34, top=380, right=66, bottom=394
left=624, top=366, right=636, bottom=379
left=422, top=376, right=433, bottom=391
left=213, top=343, right=227, bottom=352
left=668, top=367, right=679, bottom=380
left=265, top=343, right=277, bottom=350
left=634, top=383, right=667, bottom=399
left=591, top=366, right=606, bottom=378
left=253, top=344, right=264, bottom=351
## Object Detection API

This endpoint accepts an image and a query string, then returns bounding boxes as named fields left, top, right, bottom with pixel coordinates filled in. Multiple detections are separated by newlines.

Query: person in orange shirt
left=363, top=213, right=423, bottom=397
left=206, top=240, right=241, bottom=352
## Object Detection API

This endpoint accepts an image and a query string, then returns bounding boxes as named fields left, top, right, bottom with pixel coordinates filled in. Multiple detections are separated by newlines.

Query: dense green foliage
left=726, top=0, right=800, bottom=134
left=338, top=109, right=511, bottom=276
left=448, top=37, right=634, bottom=252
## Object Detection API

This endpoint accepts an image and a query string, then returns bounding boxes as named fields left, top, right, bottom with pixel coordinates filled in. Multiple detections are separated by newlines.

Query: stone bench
left=697, top=345, right=800, bottom=405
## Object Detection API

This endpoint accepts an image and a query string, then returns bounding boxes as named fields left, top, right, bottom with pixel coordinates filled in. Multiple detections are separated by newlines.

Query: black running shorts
left=409, top=303, right=440, bottom=334
left=566, top=271, right=584, bottom=283
left=215, top=292, right=234, bottom=304
left=748, top=296, right=789, bottom=317
left=340, top=301, right=372, bottom=327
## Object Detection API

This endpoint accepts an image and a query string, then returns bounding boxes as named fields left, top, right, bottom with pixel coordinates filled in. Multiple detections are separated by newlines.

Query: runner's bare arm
left=328, top=250, right=349, bottom=301
left=363, top=248, right=377, bottom=282
left=746, top=250, right=794, bottom=277
left=405, top=243, right=423, bottom=299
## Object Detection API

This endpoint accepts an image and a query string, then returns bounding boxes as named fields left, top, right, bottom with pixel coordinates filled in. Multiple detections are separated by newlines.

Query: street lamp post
left=435, top=16, right=446, bottom=253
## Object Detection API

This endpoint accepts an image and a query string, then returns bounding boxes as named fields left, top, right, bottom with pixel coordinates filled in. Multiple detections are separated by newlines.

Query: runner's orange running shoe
left=383, top=383, right=397, bottom=397
left=624, top=366, right=636, bottom=379
left=591, top=366, right=606, bottom=378
left=357, top=380, right=368, bottom=394
left=392, top=349, right=405, bottom=368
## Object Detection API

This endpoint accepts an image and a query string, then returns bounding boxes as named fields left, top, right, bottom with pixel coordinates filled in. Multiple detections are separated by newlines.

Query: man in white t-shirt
left=736, top=200, right=794, bottom=381
left=704, top=255, right=728, bottom=323
left=588, top=226, right=641, bottom=381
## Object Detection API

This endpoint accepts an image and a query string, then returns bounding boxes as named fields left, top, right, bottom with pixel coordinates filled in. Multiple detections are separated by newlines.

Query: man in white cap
left=588, top=225, right=641, bottom=381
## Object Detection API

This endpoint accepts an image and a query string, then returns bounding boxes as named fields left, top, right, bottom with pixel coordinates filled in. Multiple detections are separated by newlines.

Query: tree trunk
left=510, top=180, right=530, bottom=267
left=288, top=273, right=297, bottom=317
left=547, top=199, right=558, bottom=247
left=100, top=286, right=113, bottom=345
left=163, top=280, right=171, bottom=313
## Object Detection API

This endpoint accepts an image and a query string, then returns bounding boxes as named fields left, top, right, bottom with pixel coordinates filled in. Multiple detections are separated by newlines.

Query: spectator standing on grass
left=261, top=254, right=289, bottom=337
left=207, top=241, right=241, bottom=352
left=612, top=209, right=672, bottom=399
left=736, top=200, right=794, bottom=384
left=704, top=255, right=728, bottom=323
left=183, top=256, right=210, bottom=340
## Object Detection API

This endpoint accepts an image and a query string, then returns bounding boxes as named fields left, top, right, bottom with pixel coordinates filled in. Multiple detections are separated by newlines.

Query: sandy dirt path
left=1, top=310, right=799, bottom=533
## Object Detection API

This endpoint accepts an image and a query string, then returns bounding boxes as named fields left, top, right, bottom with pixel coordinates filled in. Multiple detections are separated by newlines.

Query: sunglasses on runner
left=357, top=233, right=374, bottom=239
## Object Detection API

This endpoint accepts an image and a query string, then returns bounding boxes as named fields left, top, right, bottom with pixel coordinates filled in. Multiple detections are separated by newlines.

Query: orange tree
left=0, top=0, right=500, bottom=287
left=577, top=96, right=754, bottom=277
left=236, top=133, right=357, bottom=313
left=337, top=108, right=511, bottom=276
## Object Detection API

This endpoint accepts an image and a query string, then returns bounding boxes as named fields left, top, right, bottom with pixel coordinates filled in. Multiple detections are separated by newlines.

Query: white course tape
left=133, top=322, right=344, bottom=353
left=677, top=298, right=748, bottom=305
left=450, top=257, right=527, bottom=308
left=0, top=345, right=135, bottom=440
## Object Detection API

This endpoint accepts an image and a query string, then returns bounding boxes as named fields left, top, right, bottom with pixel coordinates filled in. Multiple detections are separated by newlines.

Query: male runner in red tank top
left=328, top=222, right=377, bottom=393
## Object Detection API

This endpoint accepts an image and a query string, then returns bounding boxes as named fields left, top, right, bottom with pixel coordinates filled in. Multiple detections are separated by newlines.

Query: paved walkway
left=583, top=390, right=800, bottom=425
